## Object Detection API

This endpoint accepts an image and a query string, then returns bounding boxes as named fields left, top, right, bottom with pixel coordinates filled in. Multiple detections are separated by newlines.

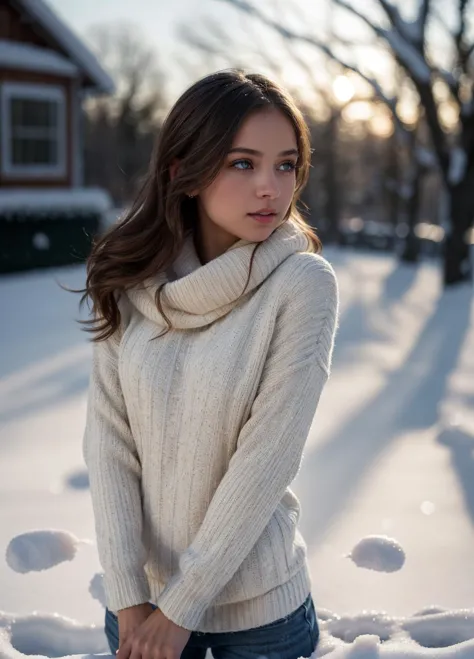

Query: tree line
left=83, top=0, right=474, bottom=287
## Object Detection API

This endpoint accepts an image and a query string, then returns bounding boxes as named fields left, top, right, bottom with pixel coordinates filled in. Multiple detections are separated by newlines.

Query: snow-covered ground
left=1, top=247, right=474, bottom=658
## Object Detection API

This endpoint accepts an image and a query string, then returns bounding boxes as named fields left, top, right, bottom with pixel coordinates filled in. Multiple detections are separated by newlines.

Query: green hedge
left=0, top=210, right=100, bottom=274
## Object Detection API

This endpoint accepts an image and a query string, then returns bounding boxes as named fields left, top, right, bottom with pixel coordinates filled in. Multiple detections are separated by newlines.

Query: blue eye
left=230, top=159, right=296, bottom=172
left=232, top=159, right=252, bottom=170
left=279, top=161, right=297, bottom=172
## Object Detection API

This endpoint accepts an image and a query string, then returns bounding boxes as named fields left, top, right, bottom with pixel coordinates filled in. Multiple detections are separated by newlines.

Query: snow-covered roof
left=14, top=0, right=115, bottom=94
left=0, top=39, right=79, bottom=78
left=0, top=188, right=112, bottom=215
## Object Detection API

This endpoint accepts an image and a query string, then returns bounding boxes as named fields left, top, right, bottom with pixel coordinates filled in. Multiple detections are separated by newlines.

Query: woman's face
left=196, top=108, right=299, bottom=256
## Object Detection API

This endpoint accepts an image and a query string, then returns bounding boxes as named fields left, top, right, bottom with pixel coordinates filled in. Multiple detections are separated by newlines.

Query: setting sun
left=332, top=75, right=355, bottom=104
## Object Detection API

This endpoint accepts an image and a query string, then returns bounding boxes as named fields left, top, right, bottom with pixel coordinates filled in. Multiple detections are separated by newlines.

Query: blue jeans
left=105, top=593, right=319, bottom=659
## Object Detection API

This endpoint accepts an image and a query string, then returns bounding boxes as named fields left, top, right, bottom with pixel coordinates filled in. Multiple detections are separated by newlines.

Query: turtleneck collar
left=125, top=219, right=310, bottom=330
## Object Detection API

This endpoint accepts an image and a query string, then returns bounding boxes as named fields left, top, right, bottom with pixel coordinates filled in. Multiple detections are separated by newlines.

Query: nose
left=255, top=169, right=280, bottom=199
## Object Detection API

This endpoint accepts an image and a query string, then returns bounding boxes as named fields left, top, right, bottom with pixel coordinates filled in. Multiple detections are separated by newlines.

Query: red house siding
left=0, top=71, right=74, bottom=188
left=0, top=1, right=80, bottom=188
left=0, top=0, right=45, bottom=46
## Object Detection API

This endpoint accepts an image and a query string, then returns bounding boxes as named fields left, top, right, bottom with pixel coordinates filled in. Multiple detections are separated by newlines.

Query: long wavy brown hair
left=78, top=69, right=322, bottom=341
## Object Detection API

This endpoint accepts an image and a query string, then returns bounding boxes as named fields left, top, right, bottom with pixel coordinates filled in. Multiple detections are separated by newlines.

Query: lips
left=248, top=209, right=277, bottom=224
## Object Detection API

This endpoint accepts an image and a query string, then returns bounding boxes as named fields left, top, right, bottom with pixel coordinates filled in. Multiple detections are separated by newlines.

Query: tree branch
left=219, top=0, right=411, bottom=138
left=419, top=0, right=431, bottom=34
left=222, top=0, right=452, bottom=179
left=454, top=0, right=474, bottom=76
left=334, top=0, right=432, bottom=82
left=333, top=0, right=385, bottom=38
left=378, top=0, right=430, bottom=45
left=377, top=0, right=403, bottom=31
left=458, top=0, right=468, bottom=44
left=433, top=67, right=461, bottom=106
left=178, top=23, right=222, bottom=56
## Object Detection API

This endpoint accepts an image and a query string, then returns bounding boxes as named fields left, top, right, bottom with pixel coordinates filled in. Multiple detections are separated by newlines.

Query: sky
left=46, top=0, right=278, bottom=98
left=47, top=0, right=203, bottom=54
left=46, top=0, right=205, bottom=98
left=45, top=0, right=376, bottom=108
left=45, top=0, right=459, bottom=127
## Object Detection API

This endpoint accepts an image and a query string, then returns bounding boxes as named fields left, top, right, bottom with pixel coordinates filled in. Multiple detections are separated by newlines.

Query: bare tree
left=179, top=13, right=388, bottom=242
left=83, top=23, right=167, bottom=204
left=219, top=0, right=474, bottom=286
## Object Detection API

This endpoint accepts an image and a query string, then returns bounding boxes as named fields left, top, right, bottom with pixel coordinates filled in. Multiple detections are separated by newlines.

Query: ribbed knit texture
left=83, top=219, right=339, bottom=633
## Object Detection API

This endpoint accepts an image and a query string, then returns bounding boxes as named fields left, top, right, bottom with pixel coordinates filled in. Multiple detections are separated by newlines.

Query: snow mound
left=88, top=574, right=106, bottom=609
left=334, top=634, right=381, bottom=658
left=0, top=188, right=111, bottom=215
left=1, top=608, right=474, bottom=659
left=0, top=610, right=109, bottom=659
left=320, top=637, right=474, bottom=658
left=412, top=606, right=448, bottom=616
left=402, top=609, right=474, bottom=648
left=325, top=611, right=395, bottom=643
left=317, top=617, right=474, bottom=657
left=348, top=536, right=406, bottom=572
left=6, top=531, right=82, bottom=574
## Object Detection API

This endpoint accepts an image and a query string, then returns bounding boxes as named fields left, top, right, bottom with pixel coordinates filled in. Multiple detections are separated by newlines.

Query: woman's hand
left=117, top=603, right=154, bottom=651
left=116, top=607, right=192, bottom=659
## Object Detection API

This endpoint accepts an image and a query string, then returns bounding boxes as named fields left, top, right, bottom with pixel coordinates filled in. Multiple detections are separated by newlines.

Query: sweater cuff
left=104, top=570, right=151, bottom=613
left=156, top=572, right=209, bottom=631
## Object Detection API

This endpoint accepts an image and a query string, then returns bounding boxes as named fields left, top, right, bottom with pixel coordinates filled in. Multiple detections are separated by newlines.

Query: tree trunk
left=400, top=165, right=422, bottom=263
left=385, top=131, right=400, bottom=229
left=323, top=110, right=342, bottom=244
left=401, top=228, right=421, bottom=263
left=443, top=179, right=473, bottom=285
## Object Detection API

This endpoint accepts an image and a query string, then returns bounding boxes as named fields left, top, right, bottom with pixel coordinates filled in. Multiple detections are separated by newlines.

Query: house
left=0, top=0, right=115, bottom=272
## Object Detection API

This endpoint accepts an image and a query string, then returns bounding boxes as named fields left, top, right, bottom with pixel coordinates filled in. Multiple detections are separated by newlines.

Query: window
left=0, top=83, right=66, bottom=178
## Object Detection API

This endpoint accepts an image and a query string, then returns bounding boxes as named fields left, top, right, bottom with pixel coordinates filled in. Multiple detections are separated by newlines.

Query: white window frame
left=0, top=82, right=67, bottom=178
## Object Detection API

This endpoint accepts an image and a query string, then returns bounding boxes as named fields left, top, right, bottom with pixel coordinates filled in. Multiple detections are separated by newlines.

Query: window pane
left=11, top=138, right=58, bottom=165
left=49, top=102, right=58, bottom=125
left=11, top=99, right=23, bottom=125
left=10, top=98, right=58, bottom=129
left=25, top=138, right=35, bottom=164
left=34, top=139, right=57, bottom=164
left=9, top=94, right=61, bottom=168
left=12, top=138, right=22, bottom=165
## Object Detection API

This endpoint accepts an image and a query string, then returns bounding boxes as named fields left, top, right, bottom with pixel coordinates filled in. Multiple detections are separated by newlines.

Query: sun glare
left=332, top=75, right=355, bottom=104
left=342, top=101, right=374, bottom=122
left=396, top=100, right=419, bottom=126
left=369, top=114, right=394, bottom=137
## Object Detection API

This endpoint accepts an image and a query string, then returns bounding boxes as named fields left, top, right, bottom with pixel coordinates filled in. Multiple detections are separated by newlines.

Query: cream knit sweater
left=83, top=219, right=339, bottom=633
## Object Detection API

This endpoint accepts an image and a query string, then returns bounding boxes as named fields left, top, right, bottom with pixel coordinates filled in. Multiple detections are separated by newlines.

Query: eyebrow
left=228, top=147, right=299, bottom=157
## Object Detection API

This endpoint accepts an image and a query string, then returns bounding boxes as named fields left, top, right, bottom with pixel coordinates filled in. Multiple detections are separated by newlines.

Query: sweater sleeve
left=156, top=257, right=339, bottom=630
left=83, top=328, right=150, bottom=612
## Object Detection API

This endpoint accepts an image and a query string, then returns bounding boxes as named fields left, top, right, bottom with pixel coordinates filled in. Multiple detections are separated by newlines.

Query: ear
left=169, top=159, right=180, bottom=182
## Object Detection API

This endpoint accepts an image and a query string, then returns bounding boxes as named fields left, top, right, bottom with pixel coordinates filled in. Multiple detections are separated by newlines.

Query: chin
left=244, top=224, right=277, bottom=242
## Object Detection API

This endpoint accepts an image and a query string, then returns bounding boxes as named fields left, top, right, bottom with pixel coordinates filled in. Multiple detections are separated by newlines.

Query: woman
left=81, top=69, right=339, bottom=659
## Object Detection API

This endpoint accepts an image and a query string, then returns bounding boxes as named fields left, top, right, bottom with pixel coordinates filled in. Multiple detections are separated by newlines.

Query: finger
left=116, top=637, right=132, bottom=659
